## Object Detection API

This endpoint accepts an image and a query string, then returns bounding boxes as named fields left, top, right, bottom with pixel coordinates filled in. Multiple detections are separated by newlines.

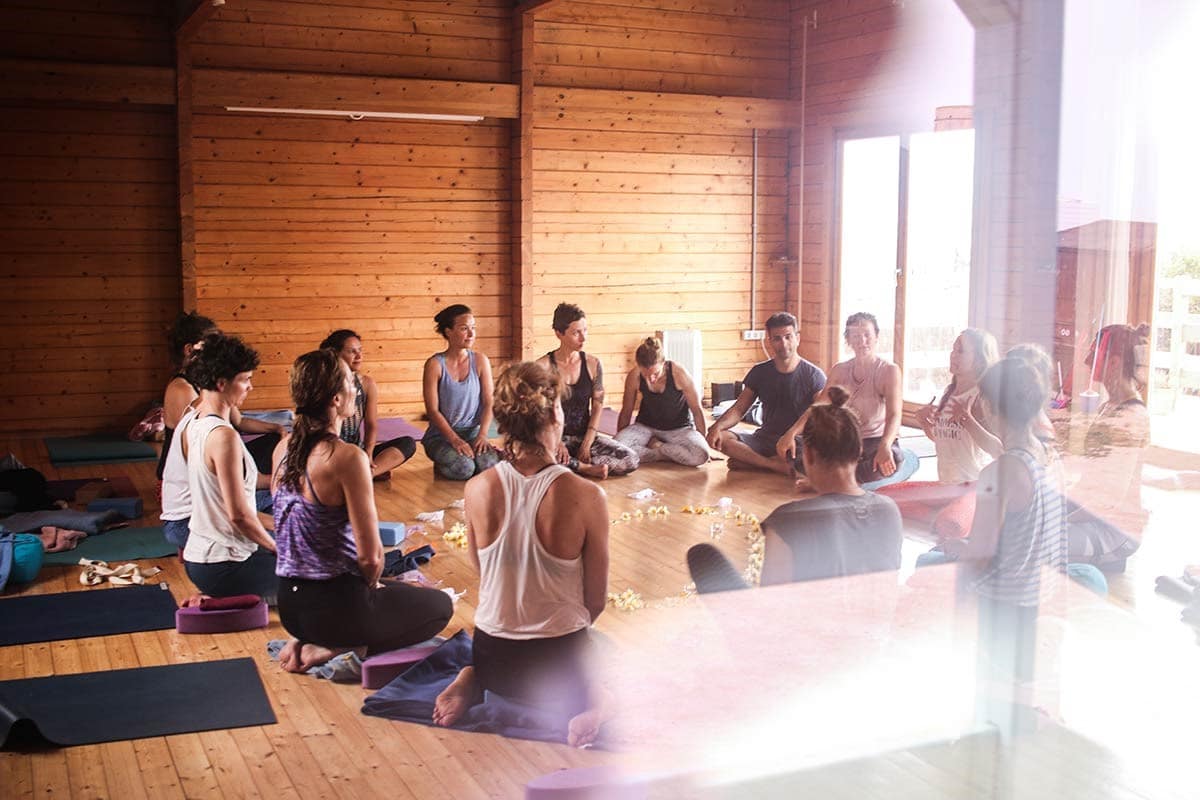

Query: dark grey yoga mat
left=0, top=585, right=177, bottom=646
left=0, top=658, right=276, bottom=749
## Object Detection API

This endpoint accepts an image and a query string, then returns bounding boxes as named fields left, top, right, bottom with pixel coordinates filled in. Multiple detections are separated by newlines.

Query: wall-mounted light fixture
left=224, top=106, right=484, bottom=123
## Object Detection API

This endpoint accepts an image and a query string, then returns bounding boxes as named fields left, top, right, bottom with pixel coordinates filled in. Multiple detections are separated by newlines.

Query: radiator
left=657, top=329, right=702, bottom=396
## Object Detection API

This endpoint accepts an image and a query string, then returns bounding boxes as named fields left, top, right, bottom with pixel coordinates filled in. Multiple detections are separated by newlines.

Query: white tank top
left=474, top=461, right=591, bottom=640
left=160, top=407, right=197, bottom=522
left=931, top=386, right=990, bottom=483
left=182, top=414, right=259, bottom=564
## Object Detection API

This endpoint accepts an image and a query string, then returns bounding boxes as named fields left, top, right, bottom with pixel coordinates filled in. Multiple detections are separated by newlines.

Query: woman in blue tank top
left=421, top=304, right=501, bottom=480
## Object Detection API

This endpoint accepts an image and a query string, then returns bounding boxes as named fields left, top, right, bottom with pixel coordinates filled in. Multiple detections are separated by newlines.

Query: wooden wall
left=0, top=0, right=994, bottom=432
left=529, top=1, right=792, bottom=392
left=0, top=1, right=178, bottom=434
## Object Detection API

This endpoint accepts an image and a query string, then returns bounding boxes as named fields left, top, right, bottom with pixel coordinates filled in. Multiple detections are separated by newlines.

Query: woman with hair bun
left=432, top=361, right=610, bottom=747
left=687, top=385, right=902, bottom=592
left=180, top=333, right=278, bottom=600
left=421, top=304, right=500, bottom=480
left=271, top=349, right=453, bottom=674
left=614, top=336, right=709, bottom=467
left=320, top=329, right=416, bottom=481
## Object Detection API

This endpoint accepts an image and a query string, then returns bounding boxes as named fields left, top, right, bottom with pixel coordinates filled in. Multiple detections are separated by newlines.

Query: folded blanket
left=0, top=509, right=123, bottom=536
left=361, top=630, right=596, bottom=746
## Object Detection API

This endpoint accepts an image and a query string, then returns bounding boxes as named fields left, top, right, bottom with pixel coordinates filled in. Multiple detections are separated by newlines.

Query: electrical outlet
left=742, top=330, right=765, bottom=341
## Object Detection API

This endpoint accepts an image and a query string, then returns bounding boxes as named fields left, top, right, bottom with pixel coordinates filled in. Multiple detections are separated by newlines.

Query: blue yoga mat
left=862, top=447, right=921, bottom=491
left=0, top=657, right=275, bottom=749
left=362, top=630, right=607, bottom=747
left=45, top=436, right=157, bottom=466
left=0, top=585, right=177, bottom=646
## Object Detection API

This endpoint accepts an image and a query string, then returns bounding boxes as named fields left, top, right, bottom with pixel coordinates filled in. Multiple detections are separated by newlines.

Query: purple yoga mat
left=376, top=417, right=425, bottom=442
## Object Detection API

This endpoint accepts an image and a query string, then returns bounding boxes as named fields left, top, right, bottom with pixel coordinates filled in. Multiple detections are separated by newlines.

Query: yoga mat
left=376, top=417, right=424, bottom=442
left=0, top=657, right=275, bottom=749
left=41, top=526, right=175, bottom=566
left=45, top=436, right=157, bottom=467
left=862, top=448, right=921, bottom=491
left=362, top=630, right=605, bottom=747
left=0, top=585, right=177, bottom=646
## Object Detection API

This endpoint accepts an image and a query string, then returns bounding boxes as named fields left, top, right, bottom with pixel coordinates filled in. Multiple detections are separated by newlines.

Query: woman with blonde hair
left=433, top=361, right=610, bottom=747
left=614, top=336, right=709, bottom=467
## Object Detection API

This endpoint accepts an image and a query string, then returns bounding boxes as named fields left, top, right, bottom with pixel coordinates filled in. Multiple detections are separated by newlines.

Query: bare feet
left=279, top=639, right=340, bottom=673
left=433, top=666, right=479, bottom=728
left=567, top=707, right=605, bottom=748
left=577, top=462, right=609, bottom=480
left=278, top=639, right=303, bottom=673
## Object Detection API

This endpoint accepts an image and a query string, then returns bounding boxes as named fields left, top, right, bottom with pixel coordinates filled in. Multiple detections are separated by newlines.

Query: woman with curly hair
left=272, top=349, right=453, bottom=674
left=180, top=333, right=278, bottom=600
left=432, top=362, right=610, bottom=747
left=320, top=329, right=416, bottom=481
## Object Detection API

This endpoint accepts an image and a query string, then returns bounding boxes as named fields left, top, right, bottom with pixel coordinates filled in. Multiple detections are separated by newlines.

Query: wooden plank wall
left=790, top=0, right=974, bottom=365
left=0, top=1, right=178, bottom=435
left=530, top=0, right=792, bottom=391
left=189, top=0, right=513, bottom=416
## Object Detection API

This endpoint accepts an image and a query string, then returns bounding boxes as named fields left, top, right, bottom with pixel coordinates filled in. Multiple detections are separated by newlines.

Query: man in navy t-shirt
left=705, top=312, right=826, bottom=474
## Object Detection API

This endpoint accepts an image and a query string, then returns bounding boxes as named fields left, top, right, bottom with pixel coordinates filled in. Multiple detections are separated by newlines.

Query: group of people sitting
left=149, top=300, right=1148, bottom=744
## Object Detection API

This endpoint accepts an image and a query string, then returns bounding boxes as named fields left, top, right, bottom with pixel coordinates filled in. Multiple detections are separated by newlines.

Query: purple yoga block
left=526, top=767, right=646, bottom=800
left=361, top=644, right=440, bottom=689
left=175, top=600, right=269, bottom=634
left=378, top=522, right=406, bottom=547
left=86, top=496, right=144, bottom=519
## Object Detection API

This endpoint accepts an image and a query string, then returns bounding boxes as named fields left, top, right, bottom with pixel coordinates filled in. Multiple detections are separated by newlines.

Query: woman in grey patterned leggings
left=615, top=337, right=710, bottom=467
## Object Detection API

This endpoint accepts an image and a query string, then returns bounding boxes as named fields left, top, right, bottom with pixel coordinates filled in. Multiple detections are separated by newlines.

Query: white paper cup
left=1079, top=390, right=1100, bottom=414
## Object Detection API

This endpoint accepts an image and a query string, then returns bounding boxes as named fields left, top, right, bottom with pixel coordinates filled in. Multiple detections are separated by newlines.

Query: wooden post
left=511, top=8, right=538, bottom=361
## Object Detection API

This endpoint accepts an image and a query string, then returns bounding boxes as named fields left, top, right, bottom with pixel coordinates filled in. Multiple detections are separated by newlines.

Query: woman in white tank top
left=876, top=328, right=1000, bottom=540
left=180, top=334, right=278, bottom=602
left=432, top=362, right=611, bottom=747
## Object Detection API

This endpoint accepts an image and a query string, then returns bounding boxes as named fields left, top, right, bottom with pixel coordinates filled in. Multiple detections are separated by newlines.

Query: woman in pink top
left=432, top=362, right=610, bottom=747
left=821, top=312, right=905, bottom=484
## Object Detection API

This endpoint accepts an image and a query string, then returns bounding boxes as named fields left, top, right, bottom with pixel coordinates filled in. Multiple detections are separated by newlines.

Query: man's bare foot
left=433, top=666, right=479, bottom=728
left=577, top=462, right=609, bottom=480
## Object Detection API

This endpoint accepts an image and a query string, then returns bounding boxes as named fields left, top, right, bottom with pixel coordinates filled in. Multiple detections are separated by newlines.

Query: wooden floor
left=2, top=430, right=1198, bottom=799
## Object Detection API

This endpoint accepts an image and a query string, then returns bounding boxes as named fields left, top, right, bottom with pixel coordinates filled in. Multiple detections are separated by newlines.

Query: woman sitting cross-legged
left=421, top=304, right=501, bottom=480
left=181, top=333, right=278, bottom=601
left=794, top=312, right=904, bottom=485
left=432, top=362, right=611, bottom=747
left=688, top=386, right=903, bottom=593
left=321, top=328, right=416, bottom=481
left=875, top=327, right=1000, bottom=541
left=272, top=349, right=454, bottom=674
left=614, top=336, right=710, bottom=467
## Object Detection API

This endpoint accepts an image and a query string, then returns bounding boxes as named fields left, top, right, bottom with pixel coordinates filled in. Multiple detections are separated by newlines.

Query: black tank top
left=636, top=362, right=691, bottom=431
left=548, top=351, right=592, bottom=437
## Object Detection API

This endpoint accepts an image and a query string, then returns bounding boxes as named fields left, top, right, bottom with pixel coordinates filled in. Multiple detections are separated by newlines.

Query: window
left=1189, top=296, right=1200, bottom=315
left=1157, top=327, right=1172, bottom=352
left=1159, top=287, right=1174, bottom=312
left=1154, top=367, right=1172, bottom=388
left=837, top=130, right=975, bottom=402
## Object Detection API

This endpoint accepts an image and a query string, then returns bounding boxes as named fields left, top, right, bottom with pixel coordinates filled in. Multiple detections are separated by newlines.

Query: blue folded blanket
left=361, top=630, right=589, bottom=746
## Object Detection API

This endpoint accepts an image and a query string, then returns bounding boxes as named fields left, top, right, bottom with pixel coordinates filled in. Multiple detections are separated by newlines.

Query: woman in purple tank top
left=271, top=349, right=452, bottom=674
